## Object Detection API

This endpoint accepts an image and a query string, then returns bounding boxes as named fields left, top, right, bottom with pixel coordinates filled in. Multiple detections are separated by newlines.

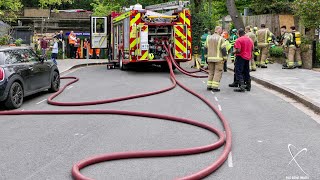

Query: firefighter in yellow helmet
left=245, top=26, right=257, bottom=71
left=205, top=26, right=227, bottom=92
left=256, top=24, right=273, bottom=68
left=283, top=26, right=302, bottom=69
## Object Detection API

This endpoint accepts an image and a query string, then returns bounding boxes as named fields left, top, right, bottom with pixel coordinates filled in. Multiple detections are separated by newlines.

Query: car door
left=24, top=49, right=51, bottom=89
left=4, top=50, right=34, bottom=93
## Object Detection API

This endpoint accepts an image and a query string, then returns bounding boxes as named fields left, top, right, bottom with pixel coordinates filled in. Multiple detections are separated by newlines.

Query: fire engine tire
left=119, top=53, right=127, bottom=71
left=0, top=44, right=232, bottom=180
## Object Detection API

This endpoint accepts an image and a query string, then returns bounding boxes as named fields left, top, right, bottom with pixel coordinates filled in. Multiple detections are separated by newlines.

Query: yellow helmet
left=254, top=49, right=260, bottom=56
left=253, top=27, right=258, bottom=31
left=148, top=53, right=154, bottom=60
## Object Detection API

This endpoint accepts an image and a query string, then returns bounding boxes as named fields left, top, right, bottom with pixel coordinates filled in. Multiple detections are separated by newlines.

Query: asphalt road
left=0, top=64, right=319, bottom=180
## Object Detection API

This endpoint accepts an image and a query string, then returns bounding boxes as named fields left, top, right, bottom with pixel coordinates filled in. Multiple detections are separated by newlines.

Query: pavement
left=56, top=58, right=320, bottom=114
left=227, top=61, right=320, bottom=113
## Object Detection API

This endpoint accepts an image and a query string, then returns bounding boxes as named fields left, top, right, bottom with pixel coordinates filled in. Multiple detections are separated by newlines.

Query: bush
left=14, top=38, right=23, bottom=46
left=269, top=46, right=283, bottom=57
left=0, top=35, right=10, bottom=45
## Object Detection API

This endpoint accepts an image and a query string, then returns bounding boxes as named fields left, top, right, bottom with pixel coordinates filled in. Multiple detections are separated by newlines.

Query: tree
left=0, top=0, right=23, bottom=22
left=38, top=0, right=73, bottom=8
left=90, top=0, right=121, bottom=17
left=227, top=0, right=245, bottom=29
left=250, top=0, right=293, bottom=14
left=293, top=0, right=320, bottom=29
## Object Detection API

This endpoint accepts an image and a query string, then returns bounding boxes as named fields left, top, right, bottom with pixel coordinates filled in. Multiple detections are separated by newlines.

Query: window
left=4, top=50, right=23, bottom=64
left=4, top=49, right=38, bottom=65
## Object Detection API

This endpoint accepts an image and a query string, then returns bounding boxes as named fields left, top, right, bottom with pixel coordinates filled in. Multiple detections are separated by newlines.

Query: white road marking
left=215, top=97, right=219, bottom=102
left=218, top=105, right=222, bottom=111
left=258, top=140, right=263, bottom=143
left=67, top=86, right=73, bottom=90
left=36, top=99, right=46, bottom=105
left=228, top=152, right=234, bottom=167
left=211, top=91, right=214, bottom=95
left=21, top=109, right=24, bottom=111
left=202, top=80, right=206, bottom=84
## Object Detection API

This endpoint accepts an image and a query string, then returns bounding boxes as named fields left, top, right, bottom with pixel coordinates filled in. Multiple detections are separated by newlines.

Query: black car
left=0, top=46, right=60, bottom=109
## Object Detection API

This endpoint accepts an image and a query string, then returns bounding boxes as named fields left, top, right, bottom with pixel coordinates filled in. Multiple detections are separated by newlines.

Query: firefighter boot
left=245, top=79, right=251, bottom=91
left=234, top=80, right=246, bottom=92
left=228, top=74, right=239, bottom=87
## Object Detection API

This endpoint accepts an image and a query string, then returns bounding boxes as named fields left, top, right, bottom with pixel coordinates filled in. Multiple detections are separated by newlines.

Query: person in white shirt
left=51, top=38, right=59, bottom=65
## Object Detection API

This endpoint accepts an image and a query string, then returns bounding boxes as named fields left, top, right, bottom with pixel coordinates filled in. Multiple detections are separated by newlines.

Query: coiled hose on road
left=0, top=44, right=231, bottom=180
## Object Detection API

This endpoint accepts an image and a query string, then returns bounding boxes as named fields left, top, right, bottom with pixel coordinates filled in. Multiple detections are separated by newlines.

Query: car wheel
left=49, top=71, right=60, bottom=92
left=5, top=82, right=24, bottom=109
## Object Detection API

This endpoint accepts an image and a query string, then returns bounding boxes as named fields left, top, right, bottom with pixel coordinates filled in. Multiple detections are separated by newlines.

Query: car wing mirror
left=39, top=56, right=45, bottom=63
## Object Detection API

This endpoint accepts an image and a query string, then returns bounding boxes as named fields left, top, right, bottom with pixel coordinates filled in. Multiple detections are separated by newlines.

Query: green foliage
left=250, top=0, right=293, bottom=14
left=191, top=0, right=228, bottom=49
left=0, top=0, right=23, bottom=22
left=38, top=0, right=72, bottom=8
left=269, top=46, right=283, bottom=57
left=316, top=41, right=320, bottom=62
left=293, top=0, right=320, bottom=29
left=0, top=35, right=11, bottom=45
left=90, top=0, right=121, bottom=17
left=14, top=38, right=23, bottom=46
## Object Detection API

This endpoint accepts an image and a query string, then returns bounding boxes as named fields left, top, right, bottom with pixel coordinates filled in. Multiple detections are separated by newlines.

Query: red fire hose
left=0, top=44, right=231, bottom=180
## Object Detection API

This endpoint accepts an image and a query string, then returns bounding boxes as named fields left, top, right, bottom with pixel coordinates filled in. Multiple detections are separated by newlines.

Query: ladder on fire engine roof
left=145, top=1, right=190, bottom=11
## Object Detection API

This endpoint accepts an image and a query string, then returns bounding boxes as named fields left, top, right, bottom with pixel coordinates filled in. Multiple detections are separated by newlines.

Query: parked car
left=0, top=46, right=60, bottom=109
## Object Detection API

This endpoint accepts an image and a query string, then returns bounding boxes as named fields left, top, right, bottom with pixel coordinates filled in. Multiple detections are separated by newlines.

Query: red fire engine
left=90, top=1, right=192, bottom=70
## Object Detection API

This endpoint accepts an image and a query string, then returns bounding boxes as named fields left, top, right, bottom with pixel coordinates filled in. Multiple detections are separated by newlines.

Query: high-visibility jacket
left=95, top=49, right=100, bottom=56
left=201, top=33, right=209, bottom=48
left=68, top=34, right=76, bottom=44
left=256, top=28, right=272, bottom=46
left=205, top=33, right=226, bottom=62
left=229, top=34, right=237, bottom=47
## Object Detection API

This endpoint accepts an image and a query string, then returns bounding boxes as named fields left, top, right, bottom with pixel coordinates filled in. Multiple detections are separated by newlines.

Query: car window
left=4, top=50, right=24, bottom=64
left=21, top=49, right=38, bottom=62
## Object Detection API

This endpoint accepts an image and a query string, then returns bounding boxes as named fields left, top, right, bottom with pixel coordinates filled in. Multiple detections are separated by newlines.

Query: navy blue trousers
left=235, top=56, right=250, bottom=82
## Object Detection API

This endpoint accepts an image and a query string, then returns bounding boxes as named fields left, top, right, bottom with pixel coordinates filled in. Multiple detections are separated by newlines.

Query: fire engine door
left=137, top=25, right=149, bottom=60
left=90, top=16, right=108, bottom=48
left=173, top=25, right=188, bottom=59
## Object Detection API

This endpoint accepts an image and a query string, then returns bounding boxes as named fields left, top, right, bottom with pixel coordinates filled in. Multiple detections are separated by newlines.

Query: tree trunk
left=226, top=0, right=245, bottom=29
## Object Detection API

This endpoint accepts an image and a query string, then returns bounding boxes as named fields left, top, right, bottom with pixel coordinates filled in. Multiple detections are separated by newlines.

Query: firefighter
left=200, top=28, right=210, bottom=67
left=205, top=26, right=227, bottom=92
left=245, top=26, right=257, bottom=71
left=283, top=26, right=302, bottom=69
left=229, top=29, right=238, bottom=62
left=279, top=26, right=290, bottom=66
left=256, top=24, right=273, bottom=68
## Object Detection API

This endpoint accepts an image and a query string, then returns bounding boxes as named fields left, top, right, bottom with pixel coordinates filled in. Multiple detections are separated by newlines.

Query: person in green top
left=200, top=28, right=210, bottom=66
left=229, top=29, right=238, bottom=62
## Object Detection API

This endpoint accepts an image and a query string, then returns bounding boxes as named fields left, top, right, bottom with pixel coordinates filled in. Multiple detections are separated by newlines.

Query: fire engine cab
left=90, top=1, right=192, bottom=70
